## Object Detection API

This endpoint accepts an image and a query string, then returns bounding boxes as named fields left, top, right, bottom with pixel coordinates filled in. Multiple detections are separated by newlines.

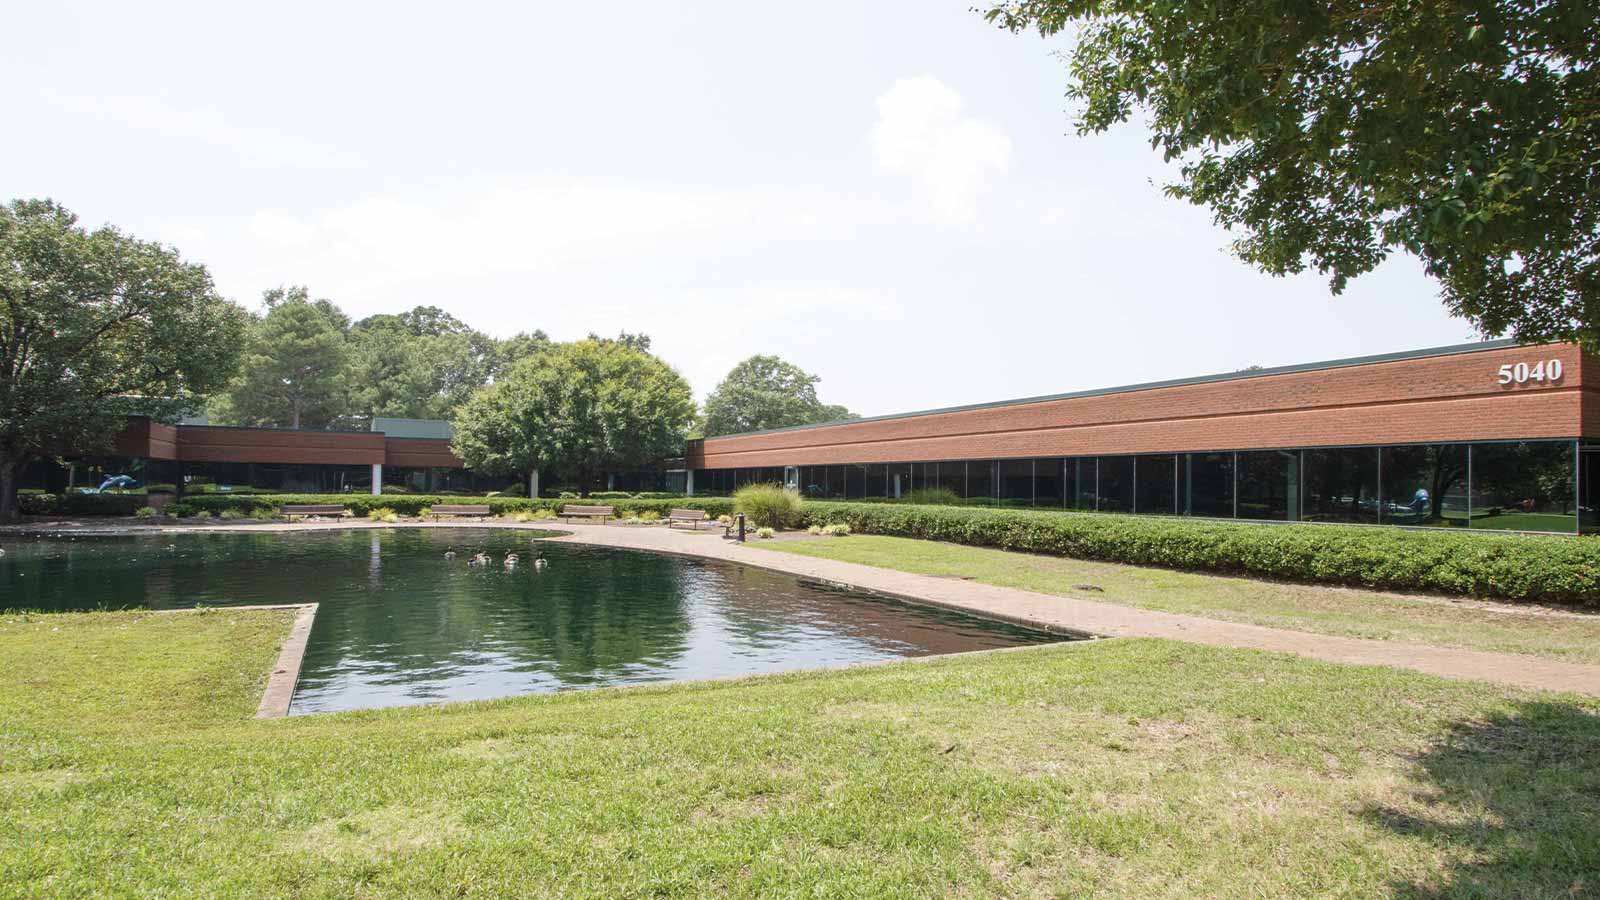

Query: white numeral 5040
left=1498, top=359, right=1562, bottom=385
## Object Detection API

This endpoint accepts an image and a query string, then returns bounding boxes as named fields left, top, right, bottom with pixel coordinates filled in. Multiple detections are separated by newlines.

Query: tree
left=212, top=287, right=348, bottom=429
left=702, top=355, right=857, bottom=436
left=0, top=199, right=246, bottom=521
left=451, top=339, right=695, bottom=491
left=346, top=307, right=499, bottom=423
left=985, top=1, right=1600, bottom=348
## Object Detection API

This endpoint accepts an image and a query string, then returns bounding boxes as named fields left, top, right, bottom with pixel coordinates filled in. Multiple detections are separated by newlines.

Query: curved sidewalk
left=549, top=524, right=1600, bottom=697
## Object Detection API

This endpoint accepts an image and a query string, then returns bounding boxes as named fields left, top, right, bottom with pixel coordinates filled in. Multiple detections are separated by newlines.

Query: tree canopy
left=985, top=0, right=1600, bottom=348
left=0, top=199, right=246, bottom=520
left=212, top=287, right=349, bottom=430
left=702, top=355, right=857, bottom=436
left=450, top=339, right=696, bottom=489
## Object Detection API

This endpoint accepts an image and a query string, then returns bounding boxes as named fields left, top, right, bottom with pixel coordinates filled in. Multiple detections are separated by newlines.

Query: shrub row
left=179, top=493, right=735, bottom=519
left=793, top=502, right=1600, bottom=606
left=17, top=493, right=148, bottom=516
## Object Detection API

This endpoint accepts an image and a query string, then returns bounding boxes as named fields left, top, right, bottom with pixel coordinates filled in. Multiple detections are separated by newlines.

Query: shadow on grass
left=1363, top=701, right=1600, bottom=898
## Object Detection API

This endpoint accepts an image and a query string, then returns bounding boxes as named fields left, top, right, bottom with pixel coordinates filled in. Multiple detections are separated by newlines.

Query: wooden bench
left=431, top=504, right=491, bottom=520
left=558, top=504, right=615, bottom=522
left=667, top=508, right=708, bottom=529
left=282, top=504, right=346, bottom=520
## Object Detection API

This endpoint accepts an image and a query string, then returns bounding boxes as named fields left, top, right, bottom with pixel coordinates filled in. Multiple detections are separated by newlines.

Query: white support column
left=686, top=469, right=695, bottom=496
left=529, top=469, right=539, bottom=499
left=371, top=464, right=382, bottom=495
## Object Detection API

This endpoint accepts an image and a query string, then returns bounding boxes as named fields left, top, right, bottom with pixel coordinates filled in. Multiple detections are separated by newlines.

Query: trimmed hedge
left=18, top=493, right=147, bottom=517
left=794, top=502, right=1600, bottom=606
left=179, top=493, right=735, bottom=519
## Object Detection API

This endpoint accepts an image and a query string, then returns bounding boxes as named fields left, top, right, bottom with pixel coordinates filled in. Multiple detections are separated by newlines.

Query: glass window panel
left=1135, top=454, right=1177, bottom=515
left=998, top=459, right=1033, bottom=507
left=1470, top=441, right=1577, bottom=533
left=966, top=460, right=996, bottom=504
left=1068, top=458, right=1096, bottom=510
left=936, top=462, right=965, bottom=498
left=1302, top=447, right=1379, bottom=524
left=887, top=463, right=912, bottom=499
left=844, top=464, right=868, bottom=499
left=1381, top=444, right=1468, bottom=527
left=864, top=464, right=888, bottom=498
left=1097, top=456, right=1134, bottom=513
left=1179, top=453, right=1233, bottom=518
left=1036, top=458, right=1065, bottom=507
left=1237, top=450, right=1299, bottom=521
left=1582, top=450, right=1600, bottom=534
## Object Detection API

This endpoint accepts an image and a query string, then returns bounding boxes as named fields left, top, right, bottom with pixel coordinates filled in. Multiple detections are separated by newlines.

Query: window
left=1470, top=441, right=1576, bottom=533
left=1179, top=452, right=1233, bottom=518
left=1135, top=454, right=1177, bottom=515
left=998, top=459, right=1033, bottom=506
left=1381, top=444, right=1468, bottom=527
left=800, top=466, right=841, bottom=499
left=1098, top=456, right=1134, bottom=513
left=1302, top=447, right=1379, bottom=524
left=1068, top=457, right=1096, bottom=510
left=1583, top=449, right=1600, bottom=534
left=864, top=464, right=888, bottom=498
left=967, top=460, right=996, bottom=502
left=1036, top=459, right=1065, bottom=507
left=937, top=461, right=965, bottom=498
left=1237, top=450, right=1299, bottom=521
left=844, top=464, right=868, bottom=499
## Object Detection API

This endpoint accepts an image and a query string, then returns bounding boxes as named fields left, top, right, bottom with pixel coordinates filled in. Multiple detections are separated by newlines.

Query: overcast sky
left=6, top=1, right=1480, bottom=415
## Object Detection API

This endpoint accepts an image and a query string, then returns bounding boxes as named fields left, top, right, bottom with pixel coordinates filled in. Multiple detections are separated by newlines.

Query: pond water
left=0, top=529, right=1067, bottom=714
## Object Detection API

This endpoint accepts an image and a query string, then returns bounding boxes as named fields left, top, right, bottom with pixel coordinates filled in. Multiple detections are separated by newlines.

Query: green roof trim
left=702, top=338, right=1524, bottom=440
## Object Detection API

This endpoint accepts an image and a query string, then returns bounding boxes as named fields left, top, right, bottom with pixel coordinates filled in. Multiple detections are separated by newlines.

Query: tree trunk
left=0, top=458, right=20, bottom=524
left=291, top=399, right=302, bottom=431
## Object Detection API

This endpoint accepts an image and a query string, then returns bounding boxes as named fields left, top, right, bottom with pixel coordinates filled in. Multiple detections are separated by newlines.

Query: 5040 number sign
left=1497, top=359, right=1562, bottom=385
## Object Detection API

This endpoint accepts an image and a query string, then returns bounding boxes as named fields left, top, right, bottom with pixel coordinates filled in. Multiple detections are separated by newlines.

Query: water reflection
left=0, top=529, right=1064, bottom=713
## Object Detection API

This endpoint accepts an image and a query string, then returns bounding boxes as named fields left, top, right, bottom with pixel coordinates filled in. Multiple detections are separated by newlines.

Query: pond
left=0, top=529, right=1068, bottom=714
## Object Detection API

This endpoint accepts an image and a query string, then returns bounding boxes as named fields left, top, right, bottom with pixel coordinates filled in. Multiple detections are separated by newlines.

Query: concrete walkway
left=546, top=524, right=1600, bottom=697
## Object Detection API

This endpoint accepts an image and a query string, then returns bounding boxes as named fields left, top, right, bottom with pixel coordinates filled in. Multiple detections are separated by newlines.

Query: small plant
left=807, top=524, right=823, bottom=535
left=367, top=506, right=400, bottom=523
left=901, top=486, right=960, bottom=506
left=636, top=509, right=660, bottom=522
left=717, top=514, right=731, bottom=524
left=193, top=510, right=213, bottom=520
left=529, top=507, right=556, bottom=520
left=823, top=523, right=851, bottom=537
left=219, top=509, right=242, bottom=520
left=733, top=483, right=803, bottom=528
left=135, top=506, right=158, bottom=519
left=502, top=510, right=535, bottom=523
left=418, top=506, right=434, bottom=518
left=755, top=526, right=775, bottom=539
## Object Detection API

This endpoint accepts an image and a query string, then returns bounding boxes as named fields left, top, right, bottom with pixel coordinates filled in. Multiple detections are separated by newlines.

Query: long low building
left=687, top=340, right=1600, bottom=534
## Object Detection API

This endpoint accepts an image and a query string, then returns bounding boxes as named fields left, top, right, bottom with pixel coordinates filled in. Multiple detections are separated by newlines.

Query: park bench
left=282, top=504, right=347, bottom=520
left=430, top=504, right=491, bottom=520
left=667, top=508, right=708, bottom=529
left=558, top=504, right=615, bottom=523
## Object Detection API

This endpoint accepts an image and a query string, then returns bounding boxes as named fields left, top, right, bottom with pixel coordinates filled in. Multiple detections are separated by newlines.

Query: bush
left=17, top=492, right=146, bottom=517
left=635, top=492, right=685, bottom=500
left=167, top=503, right=196, bottom=518
left=499, top=482, right=526, bottom=497
left=900, top=486, right=960, bottom=506
left=755, top=526, right=775, bottom=539
left=135, top=506, right=158, bottom=519
left=822, top=523, right=851, bottom=537
left=792, top=502, right=1600, bottom=605
left=733, top=483, right=803, bottom=529
left=366, top=506, right=399, bottom=523
left=180, top=492, right=736, bottom=521
left=219, top=509, right=243, bottom=520
left=637, top=509, right=660, bottom=522
left=193, top=510, right=212, bottom=520
left=589, top=491, right=634, bottom=500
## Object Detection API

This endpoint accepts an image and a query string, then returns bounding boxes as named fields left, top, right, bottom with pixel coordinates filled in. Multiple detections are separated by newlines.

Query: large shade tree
left=702, top=354, right=857, bottom=436
left=0, top=199, right=246, bottom=521
left=212, top=286, right=350, bottom=429
left=451, top=339, right=695, bottom=491
left=985, top=1, right=1600, bottom=348
left=346, top=306, right=500, bottom=424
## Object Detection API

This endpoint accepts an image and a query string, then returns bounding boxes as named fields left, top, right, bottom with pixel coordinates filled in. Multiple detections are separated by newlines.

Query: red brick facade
left=114, top=424, right=462, bottom=468
left=690, top=342, right=1599, bottom=470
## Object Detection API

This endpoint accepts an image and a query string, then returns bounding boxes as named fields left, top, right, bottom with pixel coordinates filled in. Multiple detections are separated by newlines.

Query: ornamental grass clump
left=733, top=483, right=803, bottom=529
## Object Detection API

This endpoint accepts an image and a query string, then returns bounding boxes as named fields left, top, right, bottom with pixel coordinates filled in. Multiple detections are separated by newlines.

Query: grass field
left=3, top=607, right=1599, bottom=898
left=755, top=535, right=1600, bottom=665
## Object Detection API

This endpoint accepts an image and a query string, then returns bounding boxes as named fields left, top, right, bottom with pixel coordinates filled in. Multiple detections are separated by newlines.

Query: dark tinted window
left=1036, top=459, right=1065, bottom=507
left=844, top=464, right=868, bottom=499
left=1237, top=450, right=1299, bottom=521
left=998, top=460, right=1033, bottom=506
left=1381, top=445, right=1468, bottom=527
left=1302, top=447, right=1379, bottom=524
left=1583, top=450, right=1600, bottom=534
left=1098, top=456, right=1134, bottom=513
left=1135, top=454, right=1177, bottom=515
left=1069, top=457, right=1097, bottom=510
left=1179, top=452, right=1233, bottom=518
left=967, top=460, right=995, bottom=502
left=864, top=465, right=887, bottom=498
left=1470, top=441, right=1576, bottom=533
left=937, top=461, right=965, bottom=498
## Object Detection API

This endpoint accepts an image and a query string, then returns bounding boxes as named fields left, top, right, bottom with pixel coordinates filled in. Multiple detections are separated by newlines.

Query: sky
left=4, top=1, right=1482, bottom=416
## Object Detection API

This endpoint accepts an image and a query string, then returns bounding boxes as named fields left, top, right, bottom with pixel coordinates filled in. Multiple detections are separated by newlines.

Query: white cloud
left=51, top=93, right=360, bottom=168
left=869, top=75, right=1012, bottom=225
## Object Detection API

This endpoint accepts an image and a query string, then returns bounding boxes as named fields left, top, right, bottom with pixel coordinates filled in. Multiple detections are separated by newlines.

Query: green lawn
left=755, top=535, right=1600, bottom=665
left=3, top=609, right=1599, bottom=898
